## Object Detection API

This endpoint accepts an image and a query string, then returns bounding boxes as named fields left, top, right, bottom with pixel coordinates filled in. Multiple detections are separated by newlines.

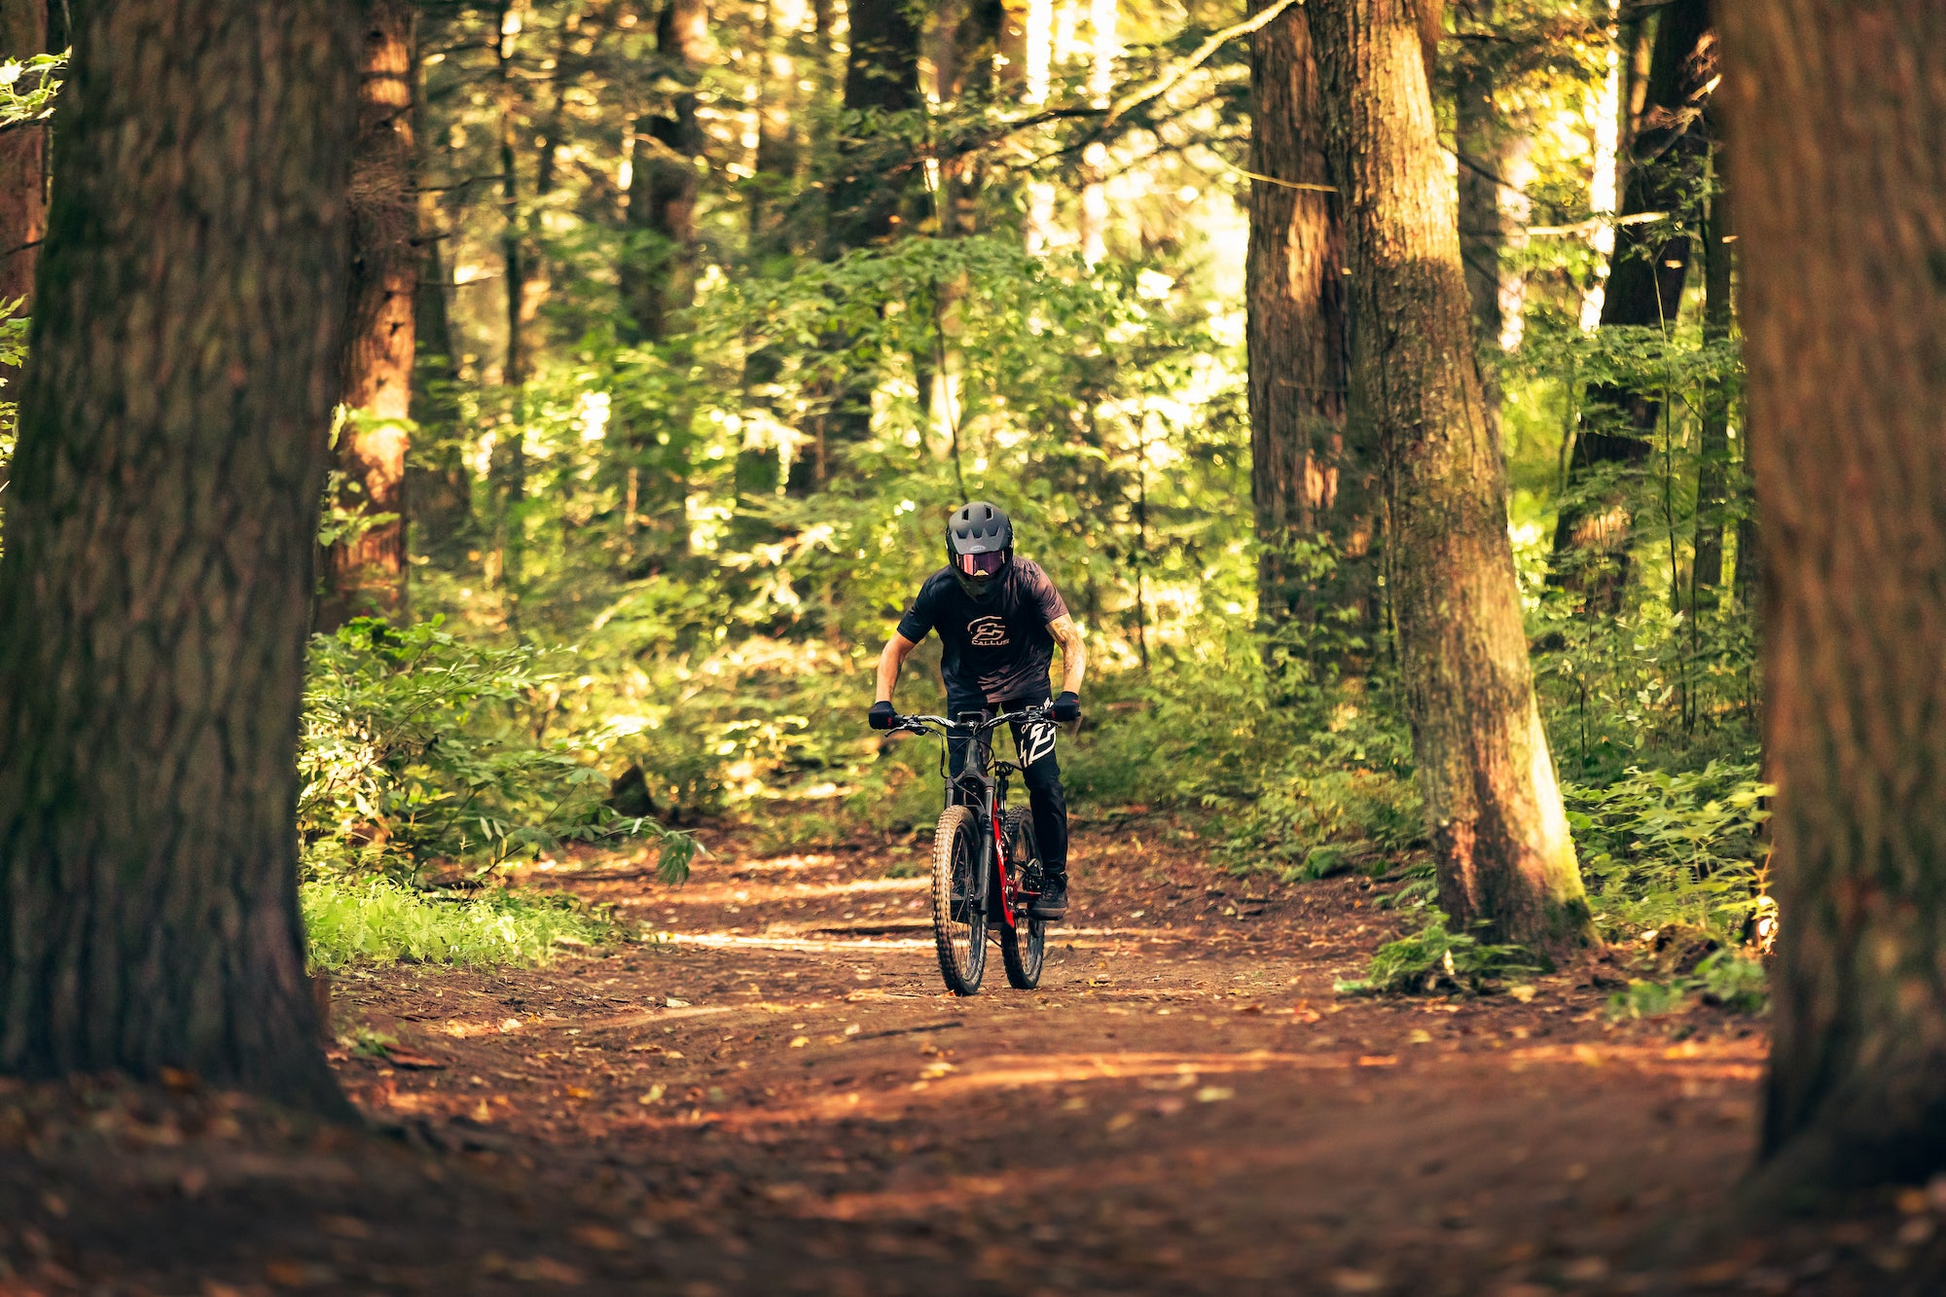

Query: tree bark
left=0, top=0, right=47, bottom=310
left=1548, top=0, right=1715, bottom=612
left=1718, top=0, right=1946, bottom=1203
left=0, top=0, right=356, bottom=1110
left=622, top=0, right=707, bottom=343
left=1310, top=0, right=1591, bottom=953
left=1246, top=0, right=1374, bottom=657
left=318, top=0, right=418, bottom=632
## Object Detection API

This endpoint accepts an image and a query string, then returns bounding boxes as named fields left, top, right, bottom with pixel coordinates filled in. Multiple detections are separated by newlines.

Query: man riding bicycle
left=869, top=501, right=1086, bottom=921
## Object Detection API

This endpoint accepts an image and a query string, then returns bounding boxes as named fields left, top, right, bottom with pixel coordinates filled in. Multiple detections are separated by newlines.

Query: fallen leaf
left=789, top=1037, right=810, bottom=1048
left=264, top=1259, right=307, bottom=1287
left=383, top=1047, right=446, bottom=1070
left=1195, top=1086, right=1234, bottom=1103
left=573, top=1225, right=628, bottom=1251
left=1357, top=1055, right=1398, bottom=1068
left=1508, top=984, right=1537, bottom=1003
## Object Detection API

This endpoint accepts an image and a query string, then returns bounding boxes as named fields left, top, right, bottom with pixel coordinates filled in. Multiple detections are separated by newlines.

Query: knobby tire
left=1000, top=806, right=1047, bottom=990
left=931, top=804, right=986, bottom=995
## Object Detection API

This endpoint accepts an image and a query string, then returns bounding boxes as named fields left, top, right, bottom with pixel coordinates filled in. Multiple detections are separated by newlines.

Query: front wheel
left=999, top=807, right=1047, bottom=990
left=930, top=805, right=986, bottom=995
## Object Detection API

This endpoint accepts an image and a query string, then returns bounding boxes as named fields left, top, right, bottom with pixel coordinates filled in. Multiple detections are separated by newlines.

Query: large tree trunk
left=622, top=0, right=707, bottom=343
left=1721, top=0, right=1946, bottom=1203
left=318, top=0, right=418, bottom=632
left=1246, top=0, right=1374, bottom=658
left=1548, top=0, right=1715, bottom=612
left=0, top=0, right=355, bottom=1110
left=0, top=0, right=47, bottom=310
left=1309, top=0, right=1591, bottom=953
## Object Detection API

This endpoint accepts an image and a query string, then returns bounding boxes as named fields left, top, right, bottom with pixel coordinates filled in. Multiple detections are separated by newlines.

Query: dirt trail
left=2, top=819, right=1939, bottom=1295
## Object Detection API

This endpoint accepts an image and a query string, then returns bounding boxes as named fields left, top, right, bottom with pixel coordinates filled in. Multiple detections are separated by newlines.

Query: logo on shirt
left=968, top=615, right=1009, bottom=648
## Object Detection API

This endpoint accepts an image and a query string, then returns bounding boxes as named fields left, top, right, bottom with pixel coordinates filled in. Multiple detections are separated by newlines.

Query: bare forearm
left=875, top=635, right=915, bottom=703
left=1051, top=616, right=1086, bottom=694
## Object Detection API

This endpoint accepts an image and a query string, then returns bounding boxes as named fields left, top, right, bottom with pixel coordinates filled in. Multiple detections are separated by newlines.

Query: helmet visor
left=957, top=550, right=1006, bottom=577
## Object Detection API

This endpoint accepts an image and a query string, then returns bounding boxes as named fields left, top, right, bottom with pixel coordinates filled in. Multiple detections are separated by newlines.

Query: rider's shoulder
left=917, top=566, right=958, bottom=596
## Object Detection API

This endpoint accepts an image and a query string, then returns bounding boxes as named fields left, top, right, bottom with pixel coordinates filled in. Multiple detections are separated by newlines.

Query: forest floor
left=2, top=813, right=1943, bottom=1296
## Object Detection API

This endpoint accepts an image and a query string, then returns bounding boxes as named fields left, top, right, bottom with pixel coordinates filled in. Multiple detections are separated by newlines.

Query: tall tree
left=622, top=0, right=708, bottom=342
left=1309, top=0, right=1591, bottom=952
left=491, top=0, right=529, bottom=621
left=0, top=0, right=356, bottom=1108
left=793, top=0, right=921, bottom=491
left=1721, top=0, right=1946, bottom=1203
left=1688, top=126, right=1732, bottom=600
left=1548, top=0, right=1715, bottom=611
left=0, top=0, right=47, bottom=310
left=1245, top=0, right=1373, bottom=657
left=827, top=0, right=919, bottom=253
left=1452, top=0, right=1533, bottom=423
left=318, top=0, right=420, bottom=631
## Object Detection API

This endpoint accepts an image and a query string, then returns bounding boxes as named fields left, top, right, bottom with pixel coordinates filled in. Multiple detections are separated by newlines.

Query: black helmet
left=946, top=500, right=1013, bottom=600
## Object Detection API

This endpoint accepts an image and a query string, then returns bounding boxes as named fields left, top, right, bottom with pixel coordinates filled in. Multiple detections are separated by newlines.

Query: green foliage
left=0, top=51, right=63, bottom=129
left=303, top=877, right=611, bottom=970
left=1606, top=951, right=1769, bottom=1021
left=1564, top=760, right=1771, bottom=944
left=299, top=617, right=696, bottom=882
left=1334, top=910, right=1544, bottom=997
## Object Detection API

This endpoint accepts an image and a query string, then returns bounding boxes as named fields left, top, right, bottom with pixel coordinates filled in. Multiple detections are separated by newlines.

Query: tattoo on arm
left=1049, top=615, right=1086, bottom=693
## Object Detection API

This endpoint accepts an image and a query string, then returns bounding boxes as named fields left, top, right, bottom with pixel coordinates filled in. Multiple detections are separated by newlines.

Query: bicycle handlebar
left=885, top=705, right=1053, bottom=736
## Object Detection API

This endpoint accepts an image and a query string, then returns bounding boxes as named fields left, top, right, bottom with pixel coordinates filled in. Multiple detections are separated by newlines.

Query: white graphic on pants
left=1021, top=719, right=1055, bottom=766
left=968, top=615, right=1009, bottom=647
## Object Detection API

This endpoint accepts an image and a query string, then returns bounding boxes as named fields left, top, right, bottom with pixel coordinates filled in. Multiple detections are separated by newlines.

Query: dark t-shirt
left=896, top=559, right=1070, bottom=704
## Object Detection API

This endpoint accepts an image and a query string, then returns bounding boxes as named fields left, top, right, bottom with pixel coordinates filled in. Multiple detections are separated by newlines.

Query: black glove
left=1052, top=691, right=1080, bottom=723
left=868, top=700, right=897, bottom=730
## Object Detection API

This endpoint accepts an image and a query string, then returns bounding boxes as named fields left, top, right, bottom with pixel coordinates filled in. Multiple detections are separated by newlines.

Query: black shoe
left=1031, top=875, right=1068, bottom=921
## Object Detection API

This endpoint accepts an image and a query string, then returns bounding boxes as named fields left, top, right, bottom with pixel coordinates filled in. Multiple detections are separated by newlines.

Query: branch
left=936, top=0, right=1294, bottom=164
left=1102, top=0, right=1303, bottom=130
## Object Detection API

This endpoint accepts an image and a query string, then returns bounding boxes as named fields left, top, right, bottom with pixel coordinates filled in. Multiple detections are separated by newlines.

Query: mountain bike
left=881, top=706, right=1050, bottom=996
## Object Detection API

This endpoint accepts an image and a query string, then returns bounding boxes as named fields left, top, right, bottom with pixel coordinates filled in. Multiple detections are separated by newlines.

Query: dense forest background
left=0, top=0, right=1764, bottom=976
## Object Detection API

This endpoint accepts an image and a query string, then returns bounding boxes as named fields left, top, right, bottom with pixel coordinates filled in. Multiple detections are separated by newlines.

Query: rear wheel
left=930, top=805, right=986, bottom=995
left=999, top=807, right=1046, bottom=990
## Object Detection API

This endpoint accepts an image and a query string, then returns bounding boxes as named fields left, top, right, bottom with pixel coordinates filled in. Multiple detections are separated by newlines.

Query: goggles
left=957, top=550, right=1006, bottom=577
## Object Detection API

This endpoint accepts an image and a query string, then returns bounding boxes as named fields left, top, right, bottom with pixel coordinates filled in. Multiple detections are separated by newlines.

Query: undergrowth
left=1334, top=910, right=1544, bottom=997
left=303, top=877, right=612, bottom=970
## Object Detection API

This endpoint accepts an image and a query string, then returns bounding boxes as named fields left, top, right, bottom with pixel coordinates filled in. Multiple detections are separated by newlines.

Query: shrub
left=303, top=877, right=612, bottom=970
left=299, top=617, right=694, bottom=881
left=1335, top=910, right=1542, bottom=996
left=1564, top=760, right=1771, bottom=945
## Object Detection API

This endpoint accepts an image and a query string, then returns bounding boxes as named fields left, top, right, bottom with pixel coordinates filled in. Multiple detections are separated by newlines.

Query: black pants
left=945, top=691, right=1068, bottom=881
